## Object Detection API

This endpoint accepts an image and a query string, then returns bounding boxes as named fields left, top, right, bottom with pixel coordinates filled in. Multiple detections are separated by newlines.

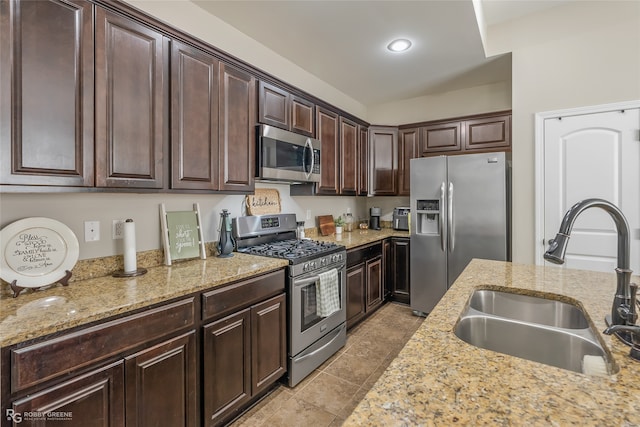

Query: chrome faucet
left=544, top=198, right=636, bottom=346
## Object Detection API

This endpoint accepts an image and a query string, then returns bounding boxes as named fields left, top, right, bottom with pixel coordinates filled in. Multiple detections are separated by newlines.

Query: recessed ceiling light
left=387, top=39, right=412, bottom=53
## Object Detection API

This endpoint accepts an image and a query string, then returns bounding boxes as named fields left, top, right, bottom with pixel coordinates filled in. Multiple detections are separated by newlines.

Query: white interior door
left=543, top=108, right=639, bottom=273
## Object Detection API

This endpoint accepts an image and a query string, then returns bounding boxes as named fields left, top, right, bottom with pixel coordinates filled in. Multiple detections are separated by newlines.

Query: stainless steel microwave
left=256, top=125, right=321, bottom=183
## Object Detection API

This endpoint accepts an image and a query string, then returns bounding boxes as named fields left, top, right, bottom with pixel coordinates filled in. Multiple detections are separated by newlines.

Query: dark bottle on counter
left=217, top=209, right=234, bottom=257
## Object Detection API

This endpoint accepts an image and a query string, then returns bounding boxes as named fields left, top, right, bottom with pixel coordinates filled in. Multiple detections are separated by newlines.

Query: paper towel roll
left=123, top=219, right=137, bottom=273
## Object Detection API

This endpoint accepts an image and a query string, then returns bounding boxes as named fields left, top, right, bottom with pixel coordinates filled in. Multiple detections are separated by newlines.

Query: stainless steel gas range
left=233, top=214, right=347, bottom=387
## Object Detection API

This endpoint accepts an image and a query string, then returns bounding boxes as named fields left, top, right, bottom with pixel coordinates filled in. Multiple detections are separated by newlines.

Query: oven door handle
left=294, top=265, right=345, bottom=287
left=294, top=324, right=346, bottom=363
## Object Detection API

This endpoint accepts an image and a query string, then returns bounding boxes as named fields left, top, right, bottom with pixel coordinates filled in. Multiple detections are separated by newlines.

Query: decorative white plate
left=1, top=217, right=79, bottom=287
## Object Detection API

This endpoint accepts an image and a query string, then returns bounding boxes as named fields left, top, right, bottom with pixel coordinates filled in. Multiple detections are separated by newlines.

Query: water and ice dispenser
left=415, top=200, right=440, bottom=235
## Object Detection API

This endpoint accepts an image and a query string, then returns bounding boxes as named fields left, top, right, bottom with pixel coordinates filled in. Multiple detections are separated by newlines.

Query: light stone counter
left=313, top=229, right=409, bottom=250
left=0, top=253, right=288, bottom=347
left=344, top=259, right=640, bottom=426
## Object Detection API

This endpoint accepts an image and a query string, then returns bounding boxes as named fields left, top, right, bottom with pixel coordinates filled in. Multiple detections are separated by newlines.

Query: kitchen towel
left=317, top=268, right=340, bottom=317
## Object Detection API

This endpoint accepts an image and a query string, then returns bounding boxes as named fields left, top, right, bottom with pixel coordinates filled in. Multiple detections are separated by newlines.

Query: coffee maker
left=369, top=207, right=381, bottom=230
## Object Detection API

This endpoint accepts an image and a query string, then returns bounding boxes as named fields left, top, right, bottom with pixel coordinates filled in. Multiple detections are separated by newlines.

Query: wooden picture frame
left=160, top=203, right=206, bottom=266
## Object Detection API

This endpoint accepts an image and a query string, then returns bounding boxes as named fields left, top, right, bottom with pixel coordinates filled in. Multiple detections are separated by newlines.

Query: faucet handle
left=629, top=282, right=638, bottom=325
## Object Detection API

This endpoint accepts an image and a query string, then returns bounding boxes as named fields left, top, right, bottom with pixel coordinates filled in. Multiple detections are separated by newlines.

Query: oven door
left=256, top=125, right=321, bottom=183
left=289, top=263, right=346, bottom=356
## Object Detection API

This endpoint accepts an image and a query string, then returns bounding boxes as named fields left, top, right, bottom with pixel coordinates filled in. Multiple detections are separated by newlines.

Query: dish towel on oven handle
left=317, top=268, right=340, bottom=317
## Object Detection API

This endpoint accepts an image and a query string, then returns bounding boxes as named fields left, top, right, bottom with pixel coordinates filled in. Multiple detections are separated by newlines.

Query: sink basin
left=468, top=289, right=589, bottom=329
left=454, top=289, right=615, bottom=375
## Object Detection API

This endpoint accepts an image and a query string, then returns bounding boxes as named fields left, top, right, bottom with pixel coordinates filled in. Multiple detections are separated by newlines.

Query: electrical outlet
left=306, top=210, right=311, bottom=220
left=84, top=221, right=100, bottom=242
left=112, top=219, right=125, bottom=239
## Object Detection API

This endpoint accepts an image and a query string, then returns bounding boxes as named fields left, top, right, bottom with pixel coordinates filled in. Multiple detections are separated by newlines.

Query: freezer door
left=447, top=152, right=509, bottom=286
left=410, top=156, right=448, bottom=314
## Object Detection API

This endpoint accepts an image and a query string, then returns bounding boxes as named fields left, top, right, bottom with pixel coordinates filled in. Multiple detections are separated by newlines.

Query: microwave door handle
left=304, top=138, right=313, bottom=179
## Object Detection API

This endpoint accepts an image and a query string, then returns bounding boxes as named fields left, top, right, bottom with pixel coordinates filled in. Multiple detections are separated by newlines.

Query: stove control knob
left=321, top=258, right=327, bottom=267
left=303, top=263, right=310, bottom=272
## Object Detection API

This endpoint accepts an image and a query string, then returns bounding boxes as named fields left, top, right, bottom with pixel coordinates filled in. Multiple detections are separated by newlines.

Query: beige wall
left=0, top=184, right=364, bottom=260
left=367, top=81, right=512, bottom=125
left=486, top=1, right=640, bottom=264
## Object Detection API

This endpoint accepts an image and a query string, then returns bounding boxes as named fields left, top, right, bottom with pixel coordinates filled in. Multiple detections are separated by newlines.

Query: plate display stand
left=9, top=270, right=72, bottom=298
left=1, top=217, right=80, bottom=298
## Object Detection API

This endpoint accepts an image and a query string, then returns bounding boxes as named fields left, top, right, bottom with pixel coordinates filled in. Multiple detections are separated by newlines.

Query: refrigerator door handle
left=440, top=182, right=446, bottom=251
left=448, top=182, right=455, bottom=252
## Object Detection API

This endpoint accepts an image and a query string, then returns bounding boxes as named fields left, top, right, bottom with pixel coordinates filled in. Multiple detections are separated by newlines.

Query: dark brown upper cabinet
left=316, top=107, right=340, bottom=195
left=398, top=128, right=420, bottom=196
left=464, top=114, right=511, bottom=151
left=369, top=126, right=398, bottom=196
left=218, top=64, right=256, bottom=193
left=170, top=40, right=220, bottom=190
left=95, top=7, right=167, bottom=189
left=421, top=121, right=462, bottom=155
left=171, top=44, right=255, bottom=193
left=339, top=117, right=358, bottom=195
left=358, top=126, right=369, bottom=196
left=417, top=111, right=512, bottom=157
left=0, top=0, right=95, bottom=187
left=258, top=81, right=314, bottom=137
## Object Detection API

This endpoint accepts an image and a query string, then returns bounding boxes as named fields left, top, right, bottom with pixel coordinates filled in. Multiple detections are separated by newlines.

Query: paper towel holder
left=113, top=219, right=148, bottom=278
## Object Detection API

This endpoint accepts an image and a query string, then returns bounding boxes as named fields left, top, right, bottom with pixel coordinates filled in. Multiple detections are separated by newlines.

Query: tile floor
left=230, top=302, right=424, bottom=427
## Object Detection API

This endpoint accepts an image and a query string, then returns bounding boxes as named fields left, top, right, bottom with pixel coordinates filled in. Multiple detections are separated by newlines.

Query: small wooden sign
left=245, top=188, right=281, bottom=215
left=160, top=204, right=206, bottom=265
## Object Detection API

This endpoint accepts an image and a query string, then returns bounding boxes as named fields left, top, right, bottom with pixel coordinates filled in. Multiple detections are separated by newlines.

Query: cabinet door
left=258, top=81, right=289, bottom=130
left=358, top=126, right=369, bottom=195
left=251, top=294, right=286, bottom=396
left=95, top=7, right=166, bottom=188
left=365, top=256, right=383, bottom=311
left=125, top=332, right=197, bottom=427
left=398, top=128, right=420, bottom=196
left=316, top=107, right=340, bottom=194
left=170, top=41, right=220, bottom=190
left=383, top=239, right=392, bottom=300
left=391, top=239, right=411, bottom=305
left=369, top=127, right=397, bottom=195
left=463, top=115, right=511, bottom=151
left=11, top=361, right=124, bottom=427
left=290, top=95, right=315, bottom=137
left=421, top=121, right=461, bottom=155
left=339, top=117, right=358, bottom=195
left=203, top=309, right=251, bottom=426
left=218, top=63, right=255, bottom=193
left=346, top=264, right=366, bottom=329
left=0, top=0, right=94, bottom=186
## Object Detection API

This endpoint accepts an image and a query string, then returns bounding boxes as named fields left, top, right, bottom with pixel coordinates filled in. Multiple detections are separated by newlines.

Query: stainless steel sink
left=454, top=289, right=615, bottom=375
left=468, top=289, right=589, bottom=329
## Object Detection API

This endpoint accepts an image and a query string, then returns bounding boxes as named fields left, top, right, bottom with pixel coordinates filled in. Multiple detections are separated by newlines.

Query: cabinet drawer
left=202, top=269, right=285, bottom=321
left=11, top=298, right=195, bottom=393
left=347, top=242, right=382, bottom=268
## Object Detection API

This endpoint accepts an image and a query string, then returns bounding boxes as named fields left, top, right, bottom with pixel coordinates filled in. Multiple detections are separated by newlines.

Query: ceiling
left=192, top=1, right=562, bottom=107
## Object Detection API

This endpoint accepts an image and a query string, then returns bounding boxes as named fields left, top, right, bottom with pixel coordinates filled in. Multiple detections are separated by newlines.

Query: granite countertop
left=344, top=259, right=640, bottom=426
left=313, top=228, right=409, bottom=249
left=0, top=253, right=289, bottom=347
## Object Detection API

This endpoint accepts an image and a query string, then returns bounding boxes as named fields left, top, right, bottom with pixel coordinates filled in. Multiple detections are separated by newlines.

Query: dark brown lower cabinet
left=346, top=243, right=384, bottom=329
left=366, top=256, right=383, bottom=311
left=390, top=238, right=411, bottom=305
left=203, top=293, right=286, bottom=426
left=10, top=361, right=125, bottom=427
left=125, top=331, right=197, bottom=427
left=346, top=264, right=366, bottom=328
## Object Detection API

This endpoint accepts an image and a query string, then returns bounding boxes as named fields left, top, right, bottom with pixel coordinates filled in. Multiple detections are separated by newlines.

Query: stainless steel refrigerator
left=410, top=152, right=511, bottom=315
